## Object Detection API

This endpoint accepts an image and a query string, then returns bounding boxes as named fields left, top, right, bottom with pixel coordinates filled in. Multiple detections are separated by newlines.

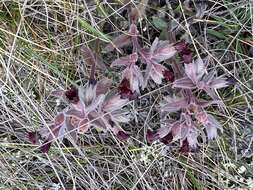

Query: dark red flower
left=65, top=87, right=79, bottom=104
left=28, top=131, right=37, bottom=144
left=181, top=49, right=193, bottom=64
left=117, top=131, right=130, bottom=141
left=160, top=132, right=173, bottom=145
left=175, top=41, right=193, bottom=64
left=118, top=78, right=138, bottom=100
left=163, top=70, right=175, bottom=82
left=179, top=139, right=190, bottom=153
left=40, top=140, right=52, bottom=153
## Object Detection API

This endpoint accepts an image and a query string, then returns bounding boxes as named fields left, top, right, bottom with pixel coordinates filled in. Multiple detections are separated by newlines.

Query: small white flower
left=238, top=166, right=247, bottom=174
left=56, top=98, right=61, bottom=106
left=164, top=171, right=168, bottom=177
left=246, top=178, right=253, bottom=188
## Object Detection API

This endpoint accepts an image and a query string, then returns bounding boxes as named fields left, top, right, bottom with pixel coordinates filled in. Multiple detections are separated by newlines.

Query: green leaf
left=78, top=18, right=111, bottom=42
left=207, top=29, right=227, bottom=40
left=159, top=29, right=167, bottom=40
left=152, top=16, right=168, bottom=30
left=179, top=156, right=205, bottom=190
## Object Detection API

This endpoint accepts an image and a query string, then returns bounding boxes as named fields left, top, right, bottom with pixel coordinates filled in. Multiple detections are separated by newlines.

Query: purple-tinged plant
left=129, top=24, right=140, bottom=53
left=105, top=24, right=139, bottom=53
left=111, top=52, right=143, bottom=98
left=179, top=139, right=190, bottom=153
left=160, top=95, right=221, bottom=114
left=140, top=37, right=177, bottom=88
left=146, top=129, right=159, bottom=144
left=173, top=58, right=231, bottom=100
left=25, top=0, right=234, bottom=156
left=163, top=70, right=175, bottom=82
left=28, top=131, right=37, bottom=145
left=29, top=79, right=131, bottom=153
left=109, top=35, right=178, bottom=95
left=195, top=111, right=223, bottom=140
left=118, top=78, right=138, bottom=100
left=33, top=112, right=66, bottom=153
left=128, top=0, right=148, bottom=24
left=175, top=41, right=193, bottom=64
left=65, top=87, right=79, bottom=104
left=82, top=46, right=107, bottom=70
left=150, top=94, right=224, bottom=151
left=148, top=113, right=199, bottom=151
left=28, top=45, right=132, bottom=153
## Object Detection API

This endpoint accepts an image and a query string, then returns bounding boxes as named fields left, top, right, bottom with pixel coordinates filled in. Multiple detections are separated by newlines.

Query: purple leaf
left=182, top=51, right=193, bottom=64
left=186, top=128, right=199, bottom=148
left=103, top=95, right=128, bottom=112
left=175, top=57, right=232, bottom=98
left=143, top=62, right=171, bottom=87
left=150, top=37, right=159, bottom=53
left=78, top=118, right=90, bottom=133
left=88, top=112, right=107, bottom=131
left=65, top=109, right=85, bottom=119
left=205, top=114, right=223, bottom=139
left=196, top=99, right=222, bottom=108
left=149, top=64, right=165, bottom=84
left=196, top=111, right=223, bottom=140
left=94, top=53, right=107, bottom=71
left=113, top=54, right=143, bottom=95
left=86, top=94, right=105, bottom=113
left=209, top=77, right=229, bottom=89
left=202, top=71, right=216, bottom=88
left=39, top=123, right=62, bottom=146
left=203, top=88, right=219, bottom=100
left=205, top=124, right=218, bottom=140
left=173, top=77, right=196, bottom=89
left=129, top=0, right=148, bottom=24
left=184, top=58, right=206, bottom=83
left=174, top=41, right=187, bottom=52
left=54, top=113, right=65, bottom=126
left=129, top=24, right=139, bottom=52
left=161, top=97, right=189, bottom=113
left=96, top=78, right=112, bottom=96
left=146, top=129, right=159, bottom=144
left=226, top=76, right=237, bottom=85
left=111, top=53, right=138, bottom=67
left=111, top=111, right=131, bottom=123
left=82, top=46, right=107, bottom=70
left=64, top=118, right=77, bottom=142
left=82, top=46, right=98, bottom=67
left=106, top=34, right=131, bottom=52
left=121, top=64, right=143, bottom=94
left=195, top=111, right=208, bottom=124
left=150, top=38, right=177, bottom=62
left=51, top=90, right=65, bottom=97
left=140, top=38, right=177, bottom=65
